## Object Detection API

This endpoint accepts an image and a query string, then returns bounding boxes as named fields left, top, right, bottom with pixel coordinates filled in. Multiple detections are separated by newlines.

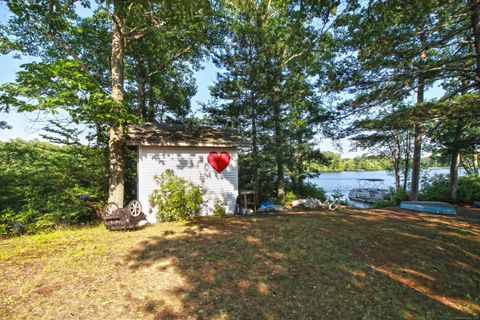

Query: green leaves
left=149, top=170, right=203, bottom=221
left=0, top=58, right=135, bottom=125
left=0, top=139, right=108, bottom=235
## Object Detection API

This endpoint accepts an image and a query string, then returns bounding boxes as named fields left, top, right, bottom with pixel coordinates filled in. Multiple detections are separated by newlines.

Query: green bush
left=372, top=199, right=395, bottom=208
left=283, top=183, right=326, bottom=205
left=213, top=198, right=226, bottom=218
left=149, top=170, right=203, bottom=221
left=331, top=189, right=344, bottom=200
left=284, top=191, right=298, bottom=206
left=297, top=183, right=326, bottom=202
left=390, top=188, right=410, bottom=205
left=457, top=175, right=480, bottom=203
left=420, top=174, right=480, bottom=204
left=420, top=174, right=450, bottom=202
left=0, top=210, right=17, bottom=236
left=0, top=140, right=107, bottom=236
left=372, top=188, right=409, bottom=208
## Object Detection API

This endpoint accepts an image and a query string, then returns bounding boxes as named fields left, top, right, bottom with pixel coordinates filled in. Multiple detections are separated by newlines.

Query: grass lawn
left=1, top=207, right=479, bottom=319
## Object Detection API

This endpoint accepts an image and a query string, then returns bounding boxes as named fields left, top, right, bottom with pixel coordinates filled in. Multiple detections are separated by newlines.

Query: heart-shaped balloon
left=208, top=151, right=231, bottom=173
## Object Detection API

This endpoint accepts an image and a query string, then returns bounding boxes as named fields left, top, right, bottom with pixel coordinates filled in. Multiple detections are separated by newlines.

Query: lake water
left=308, top=168, right=452, bottom=207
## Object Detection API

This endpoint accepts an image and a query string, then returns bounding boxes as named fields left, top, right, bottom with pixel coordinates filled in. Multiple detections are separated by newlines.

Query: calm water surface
left=309, top=168, right=452, bottom=207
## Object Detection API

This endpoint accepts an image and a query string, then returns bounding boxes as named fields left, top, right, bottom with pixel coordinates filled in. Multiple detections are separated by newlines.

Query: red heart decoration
left=208, top=151, right=231, bottom=173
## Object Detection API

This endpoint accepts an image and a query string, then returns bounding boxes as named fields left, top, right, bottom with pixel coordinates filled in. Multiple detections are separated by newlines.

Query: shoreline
left=316, top=167, right=450, bottom=174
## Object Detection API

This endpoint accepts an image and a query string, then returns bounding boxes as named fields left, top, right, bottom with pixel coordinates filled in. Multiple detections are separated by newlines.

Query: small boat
left=348, top=179, right=390, bottom=203
left=400, top=201, right=457, bottom=215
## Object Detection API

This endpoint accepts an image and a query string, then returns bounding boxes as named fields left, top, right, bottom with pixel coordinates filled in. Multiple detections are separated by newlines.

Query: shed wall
left=138, top=146, right=238, bottom=222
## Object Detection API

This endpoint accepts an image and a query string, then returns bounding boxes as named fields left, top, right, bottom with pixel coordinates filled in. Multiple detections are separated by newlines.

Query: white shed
left=127, top=123, right=247, bottom=222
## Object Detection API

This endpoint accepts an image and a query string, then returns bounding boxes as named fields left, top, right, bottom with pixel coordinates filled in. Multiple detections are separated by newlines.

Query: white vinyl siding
left=137, top=146, right=238, bottom=222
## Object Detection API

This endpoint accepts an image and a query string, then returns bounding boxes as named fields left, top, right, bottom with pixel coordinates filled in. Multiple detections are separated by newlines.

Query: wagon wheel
left=103, top=202, right=119, bottom=217
left=128, top=200, right=142, bottom=217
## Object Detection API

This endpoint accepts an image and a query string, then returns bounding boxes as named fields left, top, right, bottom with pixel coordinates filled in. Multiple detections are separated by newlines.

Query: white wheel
left=103, top=202, right=119, bottom=217
left=128, top=200, right=142, bottom=217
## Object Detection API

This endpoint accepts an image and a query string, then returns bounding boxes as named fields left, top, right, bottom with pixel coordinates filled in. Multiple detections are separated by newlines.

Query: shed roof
left=126, top=123, right=249, bottom=147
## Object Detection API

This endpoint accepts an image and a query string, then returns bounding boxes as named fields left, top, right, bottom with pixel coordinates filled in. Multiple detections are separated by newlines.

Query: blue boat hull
left=400, top=201, right=457, bottom=215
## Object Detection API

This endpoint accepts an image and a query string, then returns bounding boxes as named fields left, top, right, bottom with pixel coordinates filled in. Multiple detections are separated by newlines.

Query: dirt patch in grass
left=1, top=208, right=479, bottom=319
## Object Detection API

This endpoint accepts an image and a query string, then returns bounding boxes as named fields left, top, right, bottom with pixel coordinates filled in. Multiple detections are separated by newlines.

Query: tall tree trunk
left=409, top=30, right=427, bottom=201
left=473, top=152, right=479, bottom=176
left=471, top=0, right=480, bottom=90
left=461, top=155, right=473, bottom=175
left=449, top=121, right=463, bottom=201
left=297, top=136, right=305, bottom=187
left=410, top=123, right=423, bottom=200
left=394, top=161, right=401, bottom=189
left=108, top=0, right=125, bottom=206
left=138, top=56, right=147, bottom=121
left=393, top=134, right=401, bottom=189
left=449, top=147, right=460, bottom=201
left=274, top=101, right=285, bottom=202
left=403, top=130, right=410, bottom=191
left=148, top=86, right=155, bottom=122
left=472, top=150, right=479, bottom=177
left=146, top=57, right=156, bottom=122
left=250, top=94, right=259, bottom=193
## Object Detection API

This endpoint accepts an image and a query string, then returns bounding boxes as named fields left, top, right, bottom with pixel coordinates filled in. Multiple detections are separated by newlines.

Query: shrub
left=419, top=174, right=480, bottom=204
left=297, top=183, right=326, bottom=202
left=331, top=189, right=344, bottom=200
left=420, top=174, right=450, bottom=202
left=0, top=210, right=16, bottom=236
left=372, top=199, right=394, bottom=208
left=372, top=188, right=409, bottom=208
left=0, top=140, right=107, bottom=236
left=213, top=198, right=226, bottom=218
left=284, top=191, right=298, bottom=206
left=390, top=188, right=410, bottom=205
left=149, top=170, right=203, bottom=221
left=283, top=183, right=326, bottom=205
left=457, top=175, right=480, bottom=203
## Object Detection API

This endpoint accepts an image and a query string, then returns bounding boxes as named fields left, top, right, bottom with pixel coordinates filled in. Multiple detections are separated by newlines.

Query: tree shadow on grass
left=125, top=210, right=480, bottom=319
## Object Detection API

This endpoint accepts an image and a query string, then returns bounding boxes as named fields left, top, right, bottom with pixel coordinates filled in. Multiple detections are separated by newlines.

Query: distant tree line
left=313, top=152, right=449, bottom=173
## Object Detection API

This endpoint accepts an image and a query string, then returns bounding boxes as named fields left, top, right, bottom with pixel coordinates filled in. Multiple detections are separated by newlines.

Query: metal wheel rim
left=128, top=200, right=142, bottom=217
left=104, top=202, right=119, bottom=217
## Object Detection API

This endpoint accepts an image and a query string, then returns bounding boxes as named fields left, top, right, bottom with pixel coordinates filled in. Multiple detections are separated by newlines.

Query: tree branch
left=34, top=24, right=104, bottom=91
left=147, top=44, right=193, bottom=77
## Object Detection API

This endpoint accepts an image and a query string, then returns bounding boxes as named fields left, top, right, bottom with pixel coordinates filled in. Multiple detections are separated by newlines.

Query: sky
left=0, top=4, right=444, bottom=158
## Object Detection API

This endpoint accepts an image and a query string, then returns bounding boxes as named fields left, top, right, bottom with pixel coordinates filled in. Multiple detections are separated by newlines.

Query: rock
left=236, top=206, right=253, bottom=216
left=291, top=199, right=306, bottom=208
left=303, top=198, right=323, bottom=209
left=291, top=198, right=339, bottom=211
left=137, top=220, right=149, bottom=227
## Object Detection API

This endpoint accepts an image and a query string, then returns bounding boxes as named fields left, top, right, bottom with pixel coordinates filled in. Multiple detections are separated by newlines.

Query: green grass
left=1, top=208, right=479, bottom=319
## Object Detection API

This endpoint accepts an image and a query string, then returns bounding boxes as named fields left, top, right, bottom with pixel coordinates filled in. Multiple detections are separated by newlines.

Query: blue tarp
left=259, top=201, right=275, bottom=209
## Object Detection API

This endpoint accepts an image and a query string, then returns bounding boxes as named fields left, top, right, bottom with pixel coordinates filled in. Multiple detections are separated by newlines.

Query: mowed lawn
left=1, top=208, right=479, bottom=320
